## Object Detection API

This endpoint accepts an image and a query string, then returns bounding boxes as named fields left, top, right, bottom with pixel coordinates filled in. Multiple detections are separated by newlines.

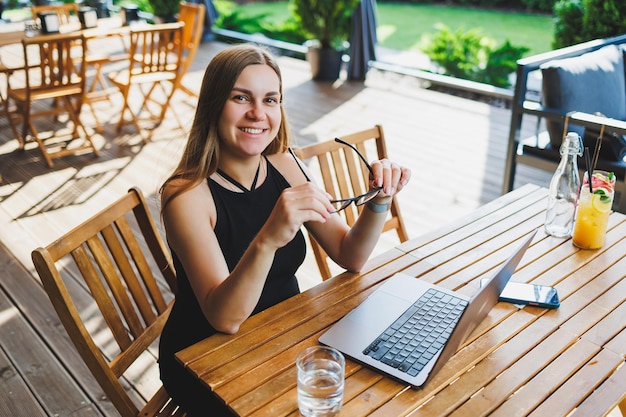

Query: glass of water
left=296, top=345, right=345, bottom=417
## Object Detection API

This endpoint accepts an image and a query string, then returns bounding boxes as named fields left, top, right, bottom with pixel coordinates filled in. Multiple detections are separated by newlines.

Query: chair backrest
left=31, top=188, right=184, bottom=417
left=177, top=2, right=205, bottom=78
left=297, top=125, right=409, bottom=280
left=32, top=3, right=79, bottom=26
left=127, top=22, right=184, bottom=79
left=20, top=32, right=86, bottom=100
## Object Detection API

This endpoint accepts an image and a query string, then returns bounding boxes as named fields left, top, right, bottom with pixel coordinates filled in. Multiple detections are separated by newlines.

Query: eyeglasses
left=289, top=138, right=382, bottom=213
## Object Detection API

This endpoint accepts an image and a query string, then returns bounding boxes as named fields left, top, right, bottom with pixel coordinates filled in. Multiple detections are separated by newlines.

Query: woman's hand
left=258, top=182, right=335, bottom=249
left=369, top=159, right=411, bottom=201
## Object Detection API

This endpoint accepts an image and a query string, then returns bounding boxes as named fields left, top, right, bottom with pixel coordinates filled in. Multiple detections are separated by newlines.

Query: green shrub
left=422, top=24, right=490, bottom=79
left=553, top=0, right=626, bottom=48
left=582, top=0, right=626, bottom=40
left=423, top=24, right=528, bottom=87
left=216, top=4, right=307, bottom=45
left=477, top=40, right=529, bottom=86
left=290, top=0, right=360, bottom=49
left=147, top=0, right=179, bottom=19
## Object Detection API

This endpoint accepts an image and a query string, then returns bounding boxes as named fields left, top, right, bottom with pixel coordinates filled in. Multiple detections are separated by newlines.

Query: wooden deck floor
left=0, top=38, right=554, bottom=416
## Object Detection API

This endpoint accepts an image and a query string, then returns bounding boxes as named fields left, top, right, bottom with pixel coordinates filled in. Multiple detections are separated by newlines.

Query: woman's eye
left=265, top=96, right=280, bottom=105
left=233, top=95, right=249, bottom=102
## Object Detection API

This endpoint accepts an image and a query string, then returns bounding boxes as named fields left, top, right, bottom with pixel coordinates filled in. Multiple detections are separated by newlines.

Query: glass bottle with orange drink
left=571, top=170, right=616, bottom=249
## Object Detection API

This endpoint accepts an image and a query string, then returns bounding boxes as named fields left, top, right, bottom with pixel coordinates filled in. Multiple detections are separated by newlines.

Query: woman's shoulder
left=266, top=151, right=309, bottom=186
left=161, top=177, right=213, bottom=210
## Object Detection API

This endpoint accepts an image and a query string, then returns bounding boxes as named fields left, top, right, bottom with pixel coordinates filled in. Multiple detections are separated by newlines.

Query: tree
left=553, top=0, right=626, bottom=48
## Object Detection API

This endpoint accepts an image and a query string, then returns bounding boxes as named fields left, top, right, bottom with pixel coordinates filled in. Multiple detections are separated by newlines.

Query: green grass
left=233, top=1, right=554, bottom=57
left=376, top=3, right=553, bottom=56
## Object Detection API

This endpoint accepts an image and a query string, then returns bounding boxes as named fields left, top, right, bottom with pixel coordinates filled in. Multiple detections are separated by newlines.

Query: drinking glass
left=296, top=345, right=345, bottom=417
left=572, top=170, right=616, bottom=249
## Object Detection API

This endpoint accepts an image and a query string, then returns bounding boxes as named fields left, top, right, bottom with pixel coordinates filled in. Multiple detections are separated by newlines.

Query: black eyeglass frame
left=289, top=138, right=382, bottom=213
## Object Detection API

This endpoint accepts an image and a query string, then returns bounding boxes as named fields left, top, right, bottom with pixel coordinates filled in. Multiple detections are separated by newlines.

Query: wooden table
left=0, top=16, right=128, bottom=47
left=176, top=184, right=626, bottom=417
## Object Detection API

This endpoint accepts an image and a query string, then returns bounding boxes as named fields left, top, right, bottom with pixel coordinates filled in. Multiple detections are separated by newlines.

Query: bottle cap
left=560, top=132, right=583, bottom=156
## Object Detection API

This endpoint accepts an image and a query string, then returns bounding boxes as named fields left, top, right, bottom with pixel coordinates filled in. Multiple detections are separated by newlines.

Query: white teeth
left=241, top=128, right=264, bottom=134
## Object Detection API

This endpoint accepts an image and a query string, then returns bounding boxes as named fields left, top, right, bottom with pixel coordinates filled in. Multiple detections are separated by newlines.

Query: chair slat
left=72, top=242, right=135, bottom=349
left=99, top=223, right=159, bottom=335
left=113, top=215, right=169, bottom=313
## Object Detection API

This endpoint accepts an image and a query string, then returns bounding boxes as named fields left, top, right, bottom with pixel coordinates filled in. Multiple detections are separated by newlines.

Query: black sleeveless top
left=159, top=157, right=305, bottom=389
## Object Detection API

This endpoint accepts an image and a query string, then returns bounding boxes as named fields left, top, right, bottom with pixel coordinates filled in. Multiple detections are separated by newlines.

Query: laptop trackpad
left=346, top=290, right=411, bottom=331
left=319, top=290, right=413, bottom=353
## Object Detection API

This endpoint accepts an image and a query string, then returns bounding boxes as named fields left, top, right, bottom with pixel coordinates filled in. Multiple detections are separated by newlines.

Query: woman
left=158, top=43, right=410, bottom=416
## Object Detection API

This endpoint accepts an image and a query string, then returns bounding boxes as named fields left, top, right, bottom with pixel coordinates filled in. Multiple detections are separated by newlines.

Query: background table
left=176, top=184, right=626, bottom=417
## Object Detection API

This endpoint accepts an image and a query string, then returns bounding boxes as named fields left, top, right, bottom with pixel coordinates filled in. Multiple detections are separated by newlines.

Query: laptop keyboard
left=363, top=288, right=468, bottom=376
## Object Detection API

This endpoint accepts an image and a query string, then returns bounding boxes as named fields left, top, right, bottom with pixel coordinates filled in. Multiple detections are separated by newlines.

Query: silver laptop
left=319, top=230, right=536, bottom=387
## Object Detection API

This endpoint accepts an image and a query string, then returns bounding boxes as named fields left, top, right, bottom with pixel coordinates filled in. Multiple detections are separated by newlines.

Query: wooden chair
left=6, top=32, right=99, bottom=167
left=108, top=22, right=184, bottom=142
left=31, top=187, right=185, bottom=417
left=32, top=2, right=121, bottom=133
left=177, top=2, right=205, bottom=99
left=0, top=62, right=20, bottom=144
left=31, top=3, right=79, bottom=27
left=297, top=125, right=409, bottom=280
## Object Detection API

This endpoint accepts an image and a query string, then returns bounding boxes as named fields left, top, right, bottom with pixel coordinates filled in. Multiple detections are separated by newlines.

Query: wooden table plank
left=488, top=338, right=602, bottom=416
left=604, top=327, right=626, bottom=357
left=568, top=362, right=626, bottom=417
left=529, top=348, right=624, bottom=417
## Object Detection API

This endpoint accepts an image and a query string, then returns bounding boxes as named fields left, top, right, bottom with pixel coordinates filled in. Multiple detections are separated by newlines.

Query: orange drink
left=572, top=171, right=615, bottom=249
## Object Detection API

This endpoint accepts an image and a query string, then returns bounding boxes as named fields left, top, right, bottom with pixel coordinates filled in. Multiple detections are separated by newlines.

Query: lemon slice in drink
left=592, top=189, right=612, bottom=213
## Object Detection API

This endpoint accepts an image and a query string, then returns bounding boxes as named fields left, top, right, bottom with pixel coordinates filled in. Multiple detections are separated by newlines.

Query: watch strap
left=366, top=200, right=390, bottom=213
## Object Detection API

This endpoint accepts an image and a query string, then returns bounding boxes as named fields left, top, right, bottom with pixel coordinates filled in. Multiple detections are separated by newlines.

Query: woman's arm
left=162, top=178, right=334, bottom=334
left=278, top=153, right=411, bottom=273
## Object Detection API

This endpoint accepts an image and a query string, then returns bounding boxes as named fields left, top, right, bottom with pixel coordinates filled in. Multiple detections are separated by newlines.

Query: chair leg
left=2, top=94, right=22, bottom=149
left=178, top=83, right=198, bottom=98
left=63, top=96, right=99, bottom=157
left=84, top=98, right=103, bottom=134
left=116, top=88, right=149, bottom=143
left=308, top=234, right=332, bottom=281
left=28, top=120, right=54, bottom=168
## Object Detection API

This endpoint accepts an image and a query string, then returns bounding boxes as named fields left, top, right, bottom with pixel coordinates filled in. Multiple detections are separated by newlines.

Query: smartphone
left=481, top=279, right=560, bottom=309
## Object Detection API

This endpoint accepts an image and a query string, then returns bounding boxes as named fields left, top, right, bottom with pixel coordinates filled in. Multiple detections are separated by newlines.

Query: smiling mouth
left=240, top=127, right=266, bottom=134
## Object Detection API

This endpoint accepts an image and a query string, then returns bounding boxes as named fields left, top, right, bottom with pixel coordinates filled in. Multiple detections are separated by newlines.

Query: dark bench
left=503, top=33, right=626, bottom=213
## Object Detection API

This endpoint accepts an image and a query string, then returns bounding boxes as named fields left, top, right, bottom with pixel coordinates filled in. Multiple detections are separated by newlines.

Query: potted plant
left=290, top=0, right=360, bottom=81
left=149, top=0, right=180, bottom=22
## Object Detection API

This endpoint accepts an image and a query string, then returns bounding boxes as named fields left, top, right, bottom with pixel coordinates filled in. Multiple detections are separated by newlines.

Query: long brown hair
left=160, top=43, right=291, bottom=211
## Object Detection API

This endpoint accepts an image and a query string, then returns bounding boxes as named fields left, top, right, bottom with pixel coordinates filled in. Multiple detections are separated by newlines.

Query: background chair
left=297, top=125, right=409, bottom=280
left=31, top=3, right=79, bottom=27
left=0, top=61, right=20, bottom=144
left=108, top=22, right=184, bottom=142
left=6, top=32, right=99, bottom=167
left=31, top=187, right=184, bottom=417
left=32, top=2, right=120, bottom=133
left=177, top=2, right=205, bottom=99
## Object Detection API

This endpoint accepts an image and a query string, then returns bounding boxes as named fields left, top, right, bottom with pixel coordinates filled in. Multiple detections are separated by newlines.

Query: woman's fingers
left=370, top=159, right=410, bottom=196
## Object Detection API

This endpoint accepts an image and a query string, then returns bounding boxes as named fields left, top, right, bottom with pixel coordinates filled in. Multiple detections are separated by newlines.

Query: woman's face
left=218, top=64, right=282, bottom=158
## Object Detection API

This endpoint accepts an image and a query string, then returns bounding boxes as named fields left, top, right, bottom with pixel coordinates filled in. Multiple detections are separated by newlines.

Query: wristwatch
left=366, top=200, right=390, bottom=213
